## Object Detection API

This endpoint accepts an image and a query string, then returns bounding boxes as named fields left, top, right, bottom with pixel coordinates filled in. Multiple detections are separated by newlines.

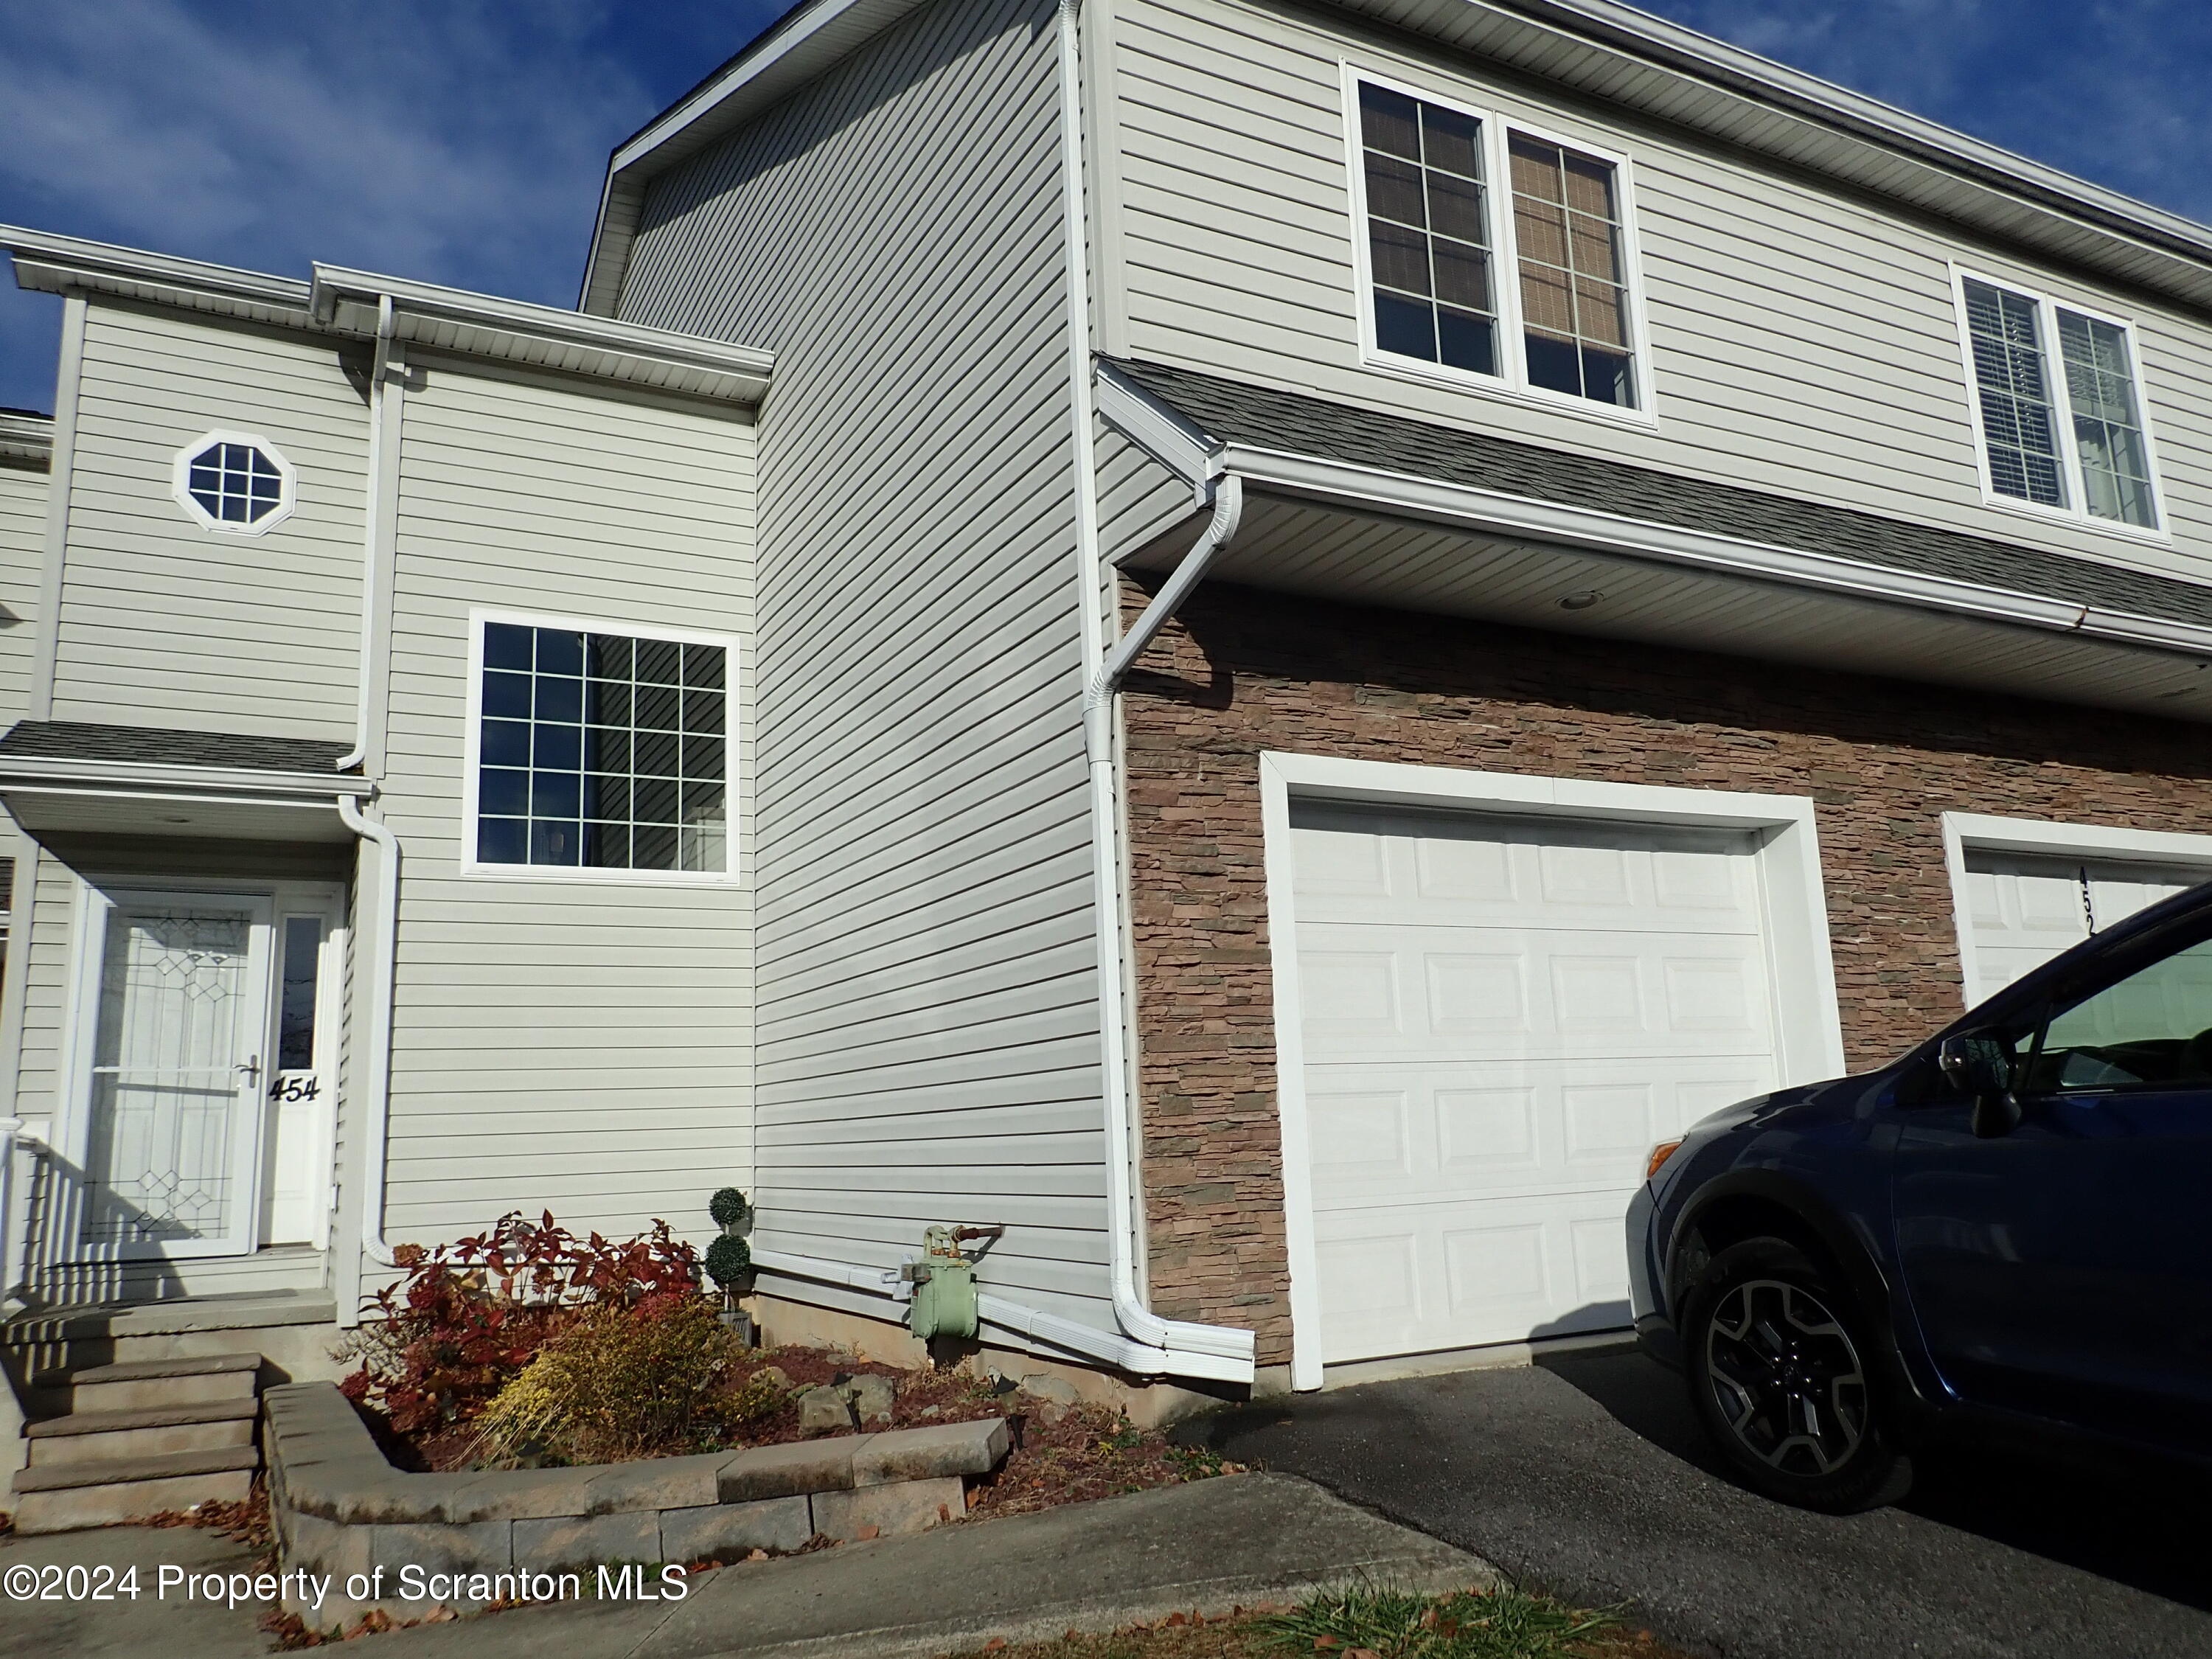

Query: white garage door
left=1964, top=852, right=2200, bottom=1003
left=1290, top=804, right=1784, bottom=1364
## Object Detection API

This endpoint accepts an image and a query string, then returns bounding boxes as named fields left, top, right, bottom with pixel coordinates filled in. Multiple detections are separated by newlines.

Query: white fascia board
left=1215, top=443, right=2212, bottom=658
left=607, top=0, right=927, bottom=177
left=1491, top=0, right=2212, bottom=262
left=3, top=225, right=310, bottom=313
left=0, top=411, right=51, bottom=467
left=0, top=754, right=374, bottom=798
left=312, top=266, right=773, bottom=400
left=1095, top=363, right=1222, bottom=501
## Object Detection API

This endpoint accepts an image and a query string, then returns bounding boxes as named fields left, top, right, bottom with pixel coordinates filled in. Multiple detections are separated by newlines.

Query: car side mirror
left=1937, top=1033, right=2023, bottom=1138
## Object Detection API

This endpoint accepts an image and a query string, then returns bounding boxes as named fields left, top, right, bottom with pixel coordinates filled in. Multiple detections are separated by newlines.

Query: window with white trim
left=1955, top=272, right=2162, bottom=532
left=170, top=431, right=296, bottom=535
left=1353, top=77, right=1644, bottom=411
left=468, top=616, right=733, bottom=877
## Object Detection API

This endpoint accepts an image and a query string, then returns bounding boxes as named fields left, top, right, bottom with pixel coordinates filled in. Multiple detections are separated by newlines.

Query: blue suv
left=1628, top=879, right=2212, bottom=1512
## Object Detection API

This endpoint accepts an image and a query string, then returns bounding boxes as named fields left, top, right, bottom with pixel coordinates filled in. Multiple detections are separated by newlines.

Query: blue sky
left=3, top=0, right=2211, bottom=413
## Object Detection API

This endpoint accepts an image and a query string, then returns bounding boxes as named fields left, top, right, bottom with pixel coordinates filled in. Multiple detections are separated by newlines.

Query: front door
left=80, top=889, right=275, bottom=1258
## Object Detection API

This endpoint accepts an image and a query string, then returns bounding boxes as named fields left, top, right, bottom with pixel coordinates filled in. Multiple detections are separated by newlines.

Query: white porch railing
left=0, top=1117, right=27, bottom=1317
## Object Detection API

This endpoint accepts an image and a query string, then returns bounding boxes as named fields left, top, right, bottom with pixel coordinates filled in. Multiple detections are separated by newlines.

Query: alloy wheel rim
left=1704, top=1277, right=1869, bottom=1477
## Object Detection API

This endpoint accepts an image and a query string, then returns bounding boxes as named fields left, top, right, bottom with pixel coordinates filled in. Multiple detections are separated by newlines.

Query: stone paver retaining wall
left=263, top=1383, right=1009, bottom=1629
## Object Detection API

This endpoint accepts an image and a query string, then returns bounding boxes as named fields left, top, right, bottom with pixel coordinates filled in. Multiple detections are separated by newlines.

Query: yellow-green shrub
left=468, top=1293, right=744, bottom=1466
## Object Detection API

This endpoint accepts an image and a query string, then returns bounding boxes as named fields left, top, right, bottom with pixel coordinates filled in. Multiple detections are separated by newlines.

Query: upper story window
left=1351, top=75, right=1649, bottom=417
left=465, top=613, right=735, bottom=881
left=170, top=431, right=296, bottom=535
left=1953, top=271, right=2162, bottom=534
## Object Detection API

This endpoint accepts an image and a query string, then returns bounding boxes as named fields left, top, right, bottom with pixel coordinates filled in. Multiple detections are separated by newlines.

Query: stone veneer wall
left=1120, top=581, right=2212, bottom=1366
left=264, top=1384, right=1008, bottom=1630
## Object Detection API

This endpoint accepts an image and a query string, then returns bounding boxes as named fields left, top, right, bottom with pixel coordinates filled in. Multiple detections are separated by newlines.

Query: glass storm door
left=82, top=892, right=275, bottom=1258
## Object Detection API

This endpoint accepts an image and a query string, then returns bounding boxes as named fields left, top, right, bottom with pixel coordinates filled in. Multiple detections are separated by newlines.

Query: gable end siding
left=616, top=0, right=1117, bottom=1330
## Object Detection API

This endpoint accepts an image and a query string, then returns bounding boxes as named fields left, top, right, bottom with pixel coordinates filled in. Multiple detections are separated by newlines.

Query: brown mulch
left=383, top=1344, right=1235, bottom=1519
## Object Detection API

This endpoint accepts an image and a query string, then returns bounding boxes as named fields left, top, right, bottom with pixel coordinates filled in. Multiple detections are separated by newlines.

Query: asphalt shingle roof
left=1108, top=358, right=2212, bottom=632
left=0, top=721, right=357, bottom=774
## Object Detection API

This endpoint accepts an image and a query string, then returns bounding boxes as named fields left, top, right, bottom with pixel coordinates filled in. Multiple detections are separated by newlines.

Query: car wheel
left=1682, top=1236, right=1913, bottom=1512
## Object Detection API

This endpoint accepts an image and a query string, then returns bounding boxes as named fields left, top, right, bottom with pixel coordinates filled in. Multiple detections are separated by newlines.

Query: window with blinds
left=1957, top=273, right=2161, bottom=532
left=1353, top=78, right=1645, bottom=413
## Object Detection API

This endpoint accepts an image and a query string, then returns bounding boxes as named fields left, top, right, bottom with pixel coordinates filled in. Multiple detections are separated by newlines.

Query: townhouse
left=9, top=0, right=2212, bottom=1459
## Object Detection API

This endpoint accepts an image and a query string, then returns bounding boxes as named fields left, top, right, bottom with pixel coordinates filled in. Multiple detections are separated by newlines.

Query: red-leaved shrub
left=337, top=1211, right=702, bottom=1435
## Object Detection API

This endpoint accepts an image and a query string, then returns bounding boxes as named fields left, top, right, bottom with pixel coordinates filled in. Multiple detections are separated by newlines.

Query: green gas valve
left=904, top=1224, right=1001, bottom=1341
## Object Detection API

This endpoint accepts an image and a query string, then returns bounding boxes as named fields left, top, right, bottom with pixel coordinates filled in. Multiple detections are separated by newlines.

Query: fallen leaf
left=856, top=1524, right=882, bottom=1541
left=981, top=1641, right=1006, bottom=1653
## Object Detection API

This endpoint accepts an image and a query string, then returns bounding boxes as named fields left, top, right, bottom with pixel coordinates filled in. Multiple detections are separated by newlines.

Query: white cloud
left=0, top=0, right=743, bottom=408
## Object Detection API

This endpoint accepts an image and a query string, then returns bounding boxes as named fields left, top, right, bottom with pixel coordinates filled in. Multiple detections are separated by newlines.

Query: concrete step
left=5, top=1289, right=335, bottom=1381
left=63, top=1350, right=262, bottom=1413
left=25, top=1396, right=259, bottom=1467
left=10, top=1445, right=259, bottom=1535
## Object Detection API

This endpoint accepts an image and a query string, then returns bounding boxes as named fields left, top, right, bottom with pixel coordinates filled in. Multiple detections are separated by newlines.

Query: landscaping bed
left=340, top=1210, right=1233, bottom=1520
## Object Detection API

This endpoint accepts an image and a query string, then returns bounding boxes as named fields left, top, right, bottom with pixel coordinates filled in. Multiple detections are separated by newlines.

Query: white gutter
left=1094, top=365, right=2212, bottom=667
left=0, top=755, right=374, bottom=796
left=337, top=795, right=403, bottom=1296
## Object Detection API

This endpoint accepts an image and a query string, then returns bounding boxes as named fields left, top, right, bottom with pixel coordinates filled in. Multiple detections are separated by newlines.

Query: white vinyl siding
left=618, top=0, right=1119, bottom=1333
left=1100, top=0, right=2212, bottom=582
left=0, top=463, right=45, bottom=725
left=49, top=307, right=366, bottom=740
left=375, top=363, right=755, bottom=1249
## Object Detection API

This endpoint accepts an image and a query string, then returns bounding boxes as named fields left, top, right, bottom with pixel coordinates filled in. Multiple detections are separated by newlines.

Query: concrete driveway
left=1183, top=1347, right=2212, bottom=1659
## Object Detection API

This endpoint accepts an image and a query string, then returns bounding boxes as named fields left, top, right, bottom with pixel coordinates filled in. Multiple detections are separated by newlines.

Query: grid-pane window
left=475, top=621, right=729, bottom=875
left=1359, top=83, right=1497, bottom=377
left=1962, top=279, right=2065, bottom=507
left=1509, top=134, right=1635, bottom=406
left=2057, top=309, right=2157, bottom=528
left=1354, top=81, right=1643, bottom=411
left=186, top=441, right=285, bottom=524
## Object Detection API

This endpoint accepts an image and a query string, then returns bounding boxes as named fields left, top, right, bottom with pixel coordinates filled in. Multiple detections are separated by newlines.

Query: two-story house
left=12, top=0, right=2212, bottom=1518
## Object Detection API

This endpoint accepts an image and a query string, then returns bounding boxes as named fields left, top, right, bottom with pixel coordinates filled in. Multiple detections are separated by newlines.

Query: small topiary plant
left=705, top=1232, right=753, bottom=1288
left=709, top=1186, right=751, bottom=1231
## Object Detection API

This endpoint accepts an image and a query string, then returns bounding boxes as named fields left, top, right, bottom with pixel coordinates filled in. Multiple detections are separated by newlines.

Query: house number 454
left=267, top=1076, right=321, bottom=1102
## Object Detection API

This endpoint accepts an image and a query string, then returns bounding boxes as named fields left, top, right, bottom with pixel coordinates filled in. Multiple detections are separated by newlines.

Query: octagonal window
left=170, top=431, right=296, bottom=535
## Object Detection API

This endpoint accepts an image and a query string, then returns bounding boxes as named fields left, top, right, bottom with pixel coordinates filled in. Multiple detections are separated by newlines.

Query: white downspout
left=334, top=294, right=397, bottom=773
left=338, top=795, right=402, bottom=1280
left=333, top=293, right=408, bottom=1315
left=1057, top=0, right=1256, bottom=1374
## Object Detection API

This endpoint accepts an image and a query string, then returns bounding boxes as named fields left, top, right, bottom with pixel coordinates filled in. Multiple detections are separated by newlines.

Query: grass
left=936, top=1582, right=1700, bottom=1659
